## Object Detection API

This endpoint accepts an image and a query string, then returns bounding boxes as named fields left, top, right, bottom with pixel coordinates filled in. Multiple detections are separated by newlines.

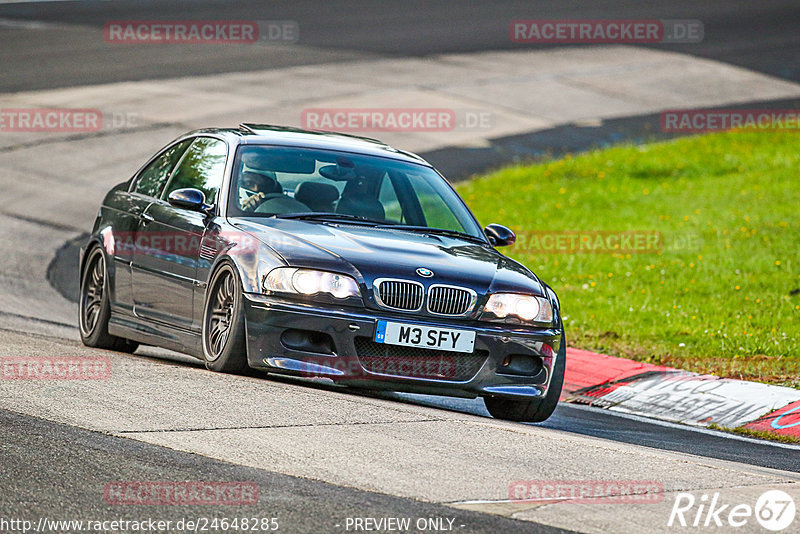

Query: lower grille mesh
left=354, top=337, right=487, bottom=381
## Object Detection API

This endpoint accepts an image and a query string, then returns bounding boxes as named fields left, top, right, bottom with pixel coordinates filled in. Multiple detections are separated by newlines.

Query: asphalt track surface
left=1, top=409, right=567, bottom=534
left=2, top=1, right=800, bottom=532
left=0, top=0, right=799, bottom=92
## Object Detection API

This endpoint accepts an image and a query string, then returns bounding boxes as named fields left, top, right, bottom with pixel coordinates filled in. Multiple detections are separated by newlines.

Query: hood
left=232, top=218, right=544, bottom=297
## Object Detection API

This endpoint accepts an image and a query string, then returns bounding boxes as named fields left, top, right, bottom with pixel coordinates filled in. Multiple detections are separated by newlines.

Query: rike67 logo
left=668, top=490, right=796, bottom=531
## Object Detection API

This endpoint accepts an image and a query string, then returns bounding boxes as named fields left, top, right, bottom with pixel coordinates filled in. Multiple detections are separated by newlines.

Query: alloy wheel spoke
left=83, top=256, right=105, bottom=333
left=225, top=275, right=234, bottom=302
left=206, top=271, right=237, bottom=358
left=91, top=262, right=101, bottom=284
left=86, top=306, right=98, bottom=328
left=209, top=319, right=228, bottom=354
left=218, top=330, right=230, bottom=349
left=209, top=324, right=222, bottom=353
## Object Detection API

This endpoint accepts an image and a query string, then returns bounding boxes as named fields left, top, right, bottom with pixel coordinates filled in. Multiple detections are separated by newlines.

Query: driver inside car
left=238, top=170, right=281, bottom=212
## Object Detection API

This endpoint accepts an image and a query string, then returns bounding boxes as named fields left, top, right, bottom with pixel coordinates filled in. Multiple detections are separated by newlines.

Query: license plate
left=374, top=320, right=475, bottom=353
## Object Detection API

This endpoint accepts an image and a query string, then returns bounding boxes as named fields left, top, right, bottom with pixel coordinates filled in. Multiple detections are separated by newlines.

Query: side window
left=133, top=139, right=192, bottom=198
left=406, top=173, right=464, bottom=232
left=378, top=175, right=403, bottom=223
left=162, top=137, right=228, bottom=204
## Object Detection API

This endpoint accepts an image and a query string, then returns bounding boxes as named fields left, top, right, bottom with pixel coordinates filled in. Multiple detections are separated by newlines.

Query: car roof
left=185, top=124, right=431, bottom=167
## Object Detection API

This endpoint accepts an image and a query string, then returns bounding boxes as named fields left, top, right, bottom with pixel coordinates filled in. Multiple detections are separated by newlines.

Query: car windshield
left=227, top=145, right=485, bottom=239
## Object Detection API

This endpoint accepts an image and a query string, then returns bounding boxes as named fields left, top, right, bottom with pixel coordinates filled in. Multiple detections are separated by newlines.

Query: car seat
left=294, top=182, right=339, bottom=213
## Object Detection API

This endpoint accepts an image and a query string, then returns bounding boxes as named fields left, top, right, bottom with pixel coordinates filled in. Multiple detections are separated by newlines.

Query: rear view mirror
left=484, top=224, right=516, bottom=247
left=241, top=150, right=317, bottom=174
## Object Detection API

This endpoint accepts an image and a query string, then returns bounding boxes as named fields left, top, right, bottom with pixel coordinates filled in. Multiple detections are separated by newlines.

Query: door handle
left=140, top=212, right=155, bottom=225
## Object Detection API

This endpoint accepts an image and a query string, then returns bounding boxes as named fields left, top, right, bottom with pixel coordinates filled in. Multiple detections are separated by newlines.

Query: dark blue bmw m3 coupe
left=79, top=124, right=564, bottom=422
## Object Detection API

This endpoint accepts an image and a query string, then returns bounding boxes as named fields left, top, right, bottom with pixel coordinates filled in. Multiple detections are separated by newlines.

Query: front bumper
left=242, top=293, right=562, bottom=400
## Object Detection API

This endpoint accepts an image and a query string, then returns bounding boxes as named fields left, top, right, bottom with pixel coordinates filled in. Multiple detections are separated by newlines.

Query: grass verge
left=707, top=424, right=800, bottom=445
left=458, top=131, right=799, bottom=387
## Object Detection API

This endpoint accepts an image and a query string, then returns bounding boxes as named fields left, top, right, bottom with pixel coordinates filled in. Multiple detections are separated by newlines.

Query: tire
left=79, top=246, right=140, bottom=353
left=484, top=331, right=566, bottom=423
left=202, top=263, right=248, bottom=373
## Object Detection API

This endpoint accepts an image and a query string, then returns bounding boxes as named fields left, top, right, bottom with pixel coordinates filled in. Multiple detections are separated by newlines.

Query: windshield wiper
left=383, top=225, right=487, bottom=244
left=271, top=212, right=385, bottom=225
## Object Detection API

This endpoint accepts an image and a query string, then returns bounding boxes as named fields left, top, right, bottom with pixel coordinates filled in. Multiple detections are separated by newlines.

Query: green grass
left=458, top=131, right=800, bottom=387
left=708, top=424, right=800, bottom=444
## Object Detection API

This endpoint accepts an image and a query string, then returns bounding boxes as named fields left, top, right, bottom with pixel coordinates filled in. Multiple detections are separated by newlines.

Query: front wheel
left=484, top=331, right=566, bottom=423
left=202, top=263, right=248, bottom=373
left=78, top=246, right=139, bottom=353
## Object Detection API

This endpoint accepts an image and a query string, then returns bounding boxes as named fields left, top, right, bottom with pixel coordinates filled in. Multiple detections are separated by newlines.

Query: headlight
left=482, top=293, right=553, bottom=324
left=264, top=267, right=360, bottom=300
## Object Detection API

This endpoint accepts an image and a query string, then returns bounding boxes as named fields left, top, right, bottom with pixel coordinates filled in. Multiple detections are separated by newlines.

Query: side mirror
left=484, top=224, right=516, bottom=247
left=168, top=188, right=211, bottom=214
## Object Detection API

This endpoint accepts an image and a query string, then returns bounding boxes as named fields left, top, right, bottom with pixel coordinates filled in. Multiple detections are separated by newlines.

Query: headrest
left=337, top=196, right=385, bottom=221
left=295, top=181, right=339, bottom=205
left=241, top=171, right=281, bottom=194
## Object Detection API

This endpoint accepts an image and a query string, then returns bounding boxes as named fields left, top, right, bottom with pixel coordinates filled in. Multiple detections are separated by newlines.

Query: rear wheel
left=202, top=264, right=248, bottom=373
left=484, top=331, right=566, bottom=423
left=79, top=246, right=139, bottom=353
